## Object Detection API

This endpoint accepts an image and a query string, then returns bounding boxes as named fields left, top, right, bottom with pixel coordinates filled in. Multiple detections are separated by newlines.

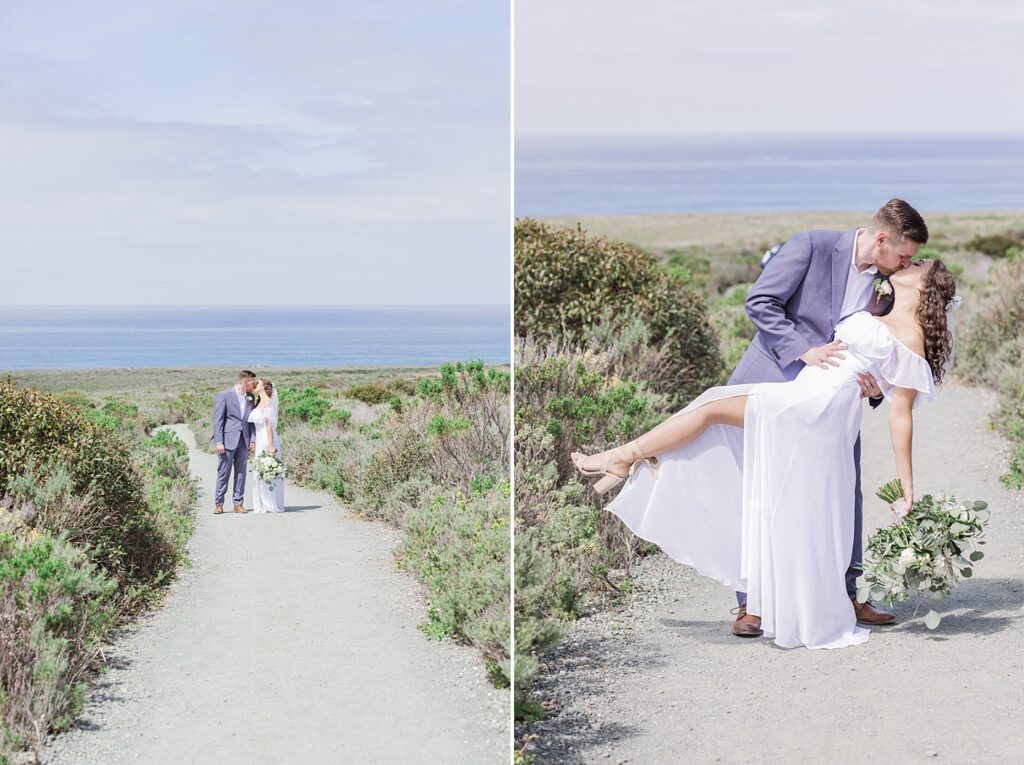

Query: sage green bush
left=960, top=258, right=1024, bottom=487
left=0, top=383, right=175, bottom=585
left=515, top=219, right=724, bottom=407
left=0, top=382, right=197, bottom=758
left=260, top=361, right=512, bottom=687
left=398, top=484, right=510, bottom=685
left=512, top=337, right=667, bottom=712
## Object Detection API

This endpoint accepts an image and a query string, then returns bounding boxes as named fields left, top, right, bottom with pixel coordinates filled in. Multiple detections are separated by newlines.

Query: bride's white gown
left=607, top=311, right=936, bottom=649
left=248, top=406, right=286, bottom=513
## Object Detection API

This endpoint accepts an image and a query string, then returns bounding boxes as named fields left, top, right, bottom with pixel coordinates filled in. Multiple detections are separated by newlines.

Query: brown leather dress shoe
left=233, top=504, right=247, bottom=514
left=852, top=598, right=896, bottom=625
left=214, top=504, right=224, bottom=515
left=731, top=604, right=764, bottom=637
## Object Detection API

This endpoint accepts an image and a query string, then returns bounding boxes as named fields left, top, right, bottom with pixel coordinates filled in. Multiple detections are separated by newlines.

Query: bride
left=572, top=258, right=957, bottom=649
left=249, top=378, right=286, bottom=513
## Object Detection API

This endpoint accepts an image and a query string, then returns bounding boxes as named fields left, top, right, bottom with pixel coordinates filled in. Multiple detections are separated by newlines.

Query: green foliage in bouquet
left=514, top=219, right=723, bottom=408
left=858, top=482, right=989, bottom=629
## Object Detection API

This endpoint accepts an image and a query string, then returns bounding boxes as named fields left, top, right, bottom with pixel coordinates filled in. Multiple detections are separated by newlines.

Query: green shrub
left=344, top=384, right=391, bottom=405
left=398, top=485, right=511, bottom=686
left=0, top=531, right=117, bottom=758
left=513, top=528, right=575, bottom=717
left=322, top=408, right=353, bottom=428
left=664, top=251, right=712, bottom=289
left=388, top=379, right=418, bottom=396
left=359, top=361, right=509, bottom=518
left=279, top=387, right=332, bottom=427
left=512, top=338, right=666, bottom=714
left=964, top=231, right=1024, bottom=258
left=515, top=219, right=723, bottom=407
left=960, top=258, right=1024, bottom=487
left=0, top=382, right=176, bottom=585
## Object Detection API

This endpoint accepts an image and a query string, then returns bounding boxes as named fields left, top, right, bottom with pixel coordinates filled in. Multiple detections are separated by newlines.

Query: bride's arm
left=888, top=386, right=917, bottom=509
left=265, top=419, right=276, bottom=456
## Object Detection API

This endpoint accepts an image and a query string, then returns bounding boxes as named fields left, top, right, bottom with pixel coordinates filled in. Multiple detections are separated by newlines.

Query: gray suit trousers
left=215, top=445, right=248, bottom=506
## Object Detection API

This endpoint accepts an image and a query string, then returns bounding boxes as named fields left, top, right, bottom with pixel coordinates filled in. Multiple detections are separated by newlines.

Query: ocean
left=515, top=134, right=1024, bottom=217
left=0, top=305, right=510, bottom=371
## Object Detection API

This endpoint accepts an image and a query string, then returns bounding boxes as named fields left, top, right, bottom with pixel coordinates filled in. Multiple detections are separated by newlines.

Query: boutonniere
left=871, top=277, right=893, bottom=302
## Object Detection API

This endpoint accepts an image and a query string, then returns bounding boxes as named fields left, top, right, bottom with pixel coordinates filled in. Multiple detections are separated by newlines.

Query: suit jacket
left=729, top=228, right=892, bottom=386
left=211, top=387, right=254, bottom=450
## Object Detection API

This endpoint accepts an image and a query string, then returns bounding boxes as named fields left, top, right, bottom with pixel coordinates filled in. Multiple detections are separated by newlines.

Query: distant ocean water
left=516, top=134, right=1024, bottom=217
left=0, top=306, right=510, bottom=370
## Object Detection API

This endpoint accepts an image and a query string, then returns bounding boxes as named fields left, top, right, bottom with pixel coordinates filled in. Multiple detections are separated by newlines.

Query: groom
left=211, top=370, right=257, bottom=514
left=729, top=198, right=929, bottom=637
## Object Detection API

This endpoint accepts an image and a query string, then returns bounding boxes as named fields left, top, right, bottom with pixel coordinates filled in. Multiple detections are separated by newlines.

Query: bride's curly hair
left=917, top=260, right=957, bottom=384
left=260, top=379, right=274, bottom=397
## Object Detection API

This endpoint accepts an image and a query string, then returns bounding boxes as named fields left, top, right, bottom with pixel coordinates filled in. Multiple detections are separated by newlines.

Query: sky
left=516, top=0, right=1024, bottom=136
left=0, top=1, right=510, bottom=305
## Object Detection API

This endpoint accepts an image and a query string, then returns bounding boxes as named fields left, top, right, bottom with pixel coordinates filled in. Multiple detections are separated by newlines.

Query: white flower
left=896, top=548, right=917, bottom=573
left=872, top=278, right=893, bottom=300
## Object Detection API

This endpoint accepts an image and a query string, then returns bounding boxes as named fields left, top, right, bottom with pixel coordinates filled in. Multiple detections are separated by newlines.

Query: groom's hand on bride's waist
left=799, top=340, right=847, bottom=369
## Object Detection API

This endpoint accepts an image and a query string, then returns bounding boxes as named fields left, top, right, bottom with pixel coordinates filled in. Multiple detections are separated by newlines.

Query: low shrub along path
left=520, top=382, right=1024, bottom=764
left=45, top=425, right=508, bottom=764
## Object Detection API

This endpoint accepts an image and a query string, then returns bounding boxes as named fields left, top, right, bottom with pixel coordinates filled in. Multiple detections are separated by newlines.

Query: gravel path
left=519, top=382, right=1024, bottom=764
left=44, top=425, right=509, bottom=765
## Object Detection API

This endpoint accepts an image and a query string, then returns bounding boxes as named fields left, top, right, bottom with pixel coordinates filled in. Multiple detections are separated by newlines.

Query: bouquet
left=251, top=450, right=288, bottom=488
left=857, top=479, right=990, bottom=629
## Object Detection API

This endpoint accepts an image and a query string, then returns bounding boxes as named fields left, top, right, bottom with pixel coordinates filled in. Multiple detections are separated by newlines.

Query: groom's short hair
left=873, top=198, right=929, bottom=244
left=238, top=370, right=256, bottom=381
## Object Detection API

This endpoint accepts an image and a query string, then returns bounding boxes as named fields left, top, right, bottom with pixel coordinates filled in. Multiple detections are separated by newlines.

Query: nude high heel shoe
left=570, top=442, right=659, bottom=495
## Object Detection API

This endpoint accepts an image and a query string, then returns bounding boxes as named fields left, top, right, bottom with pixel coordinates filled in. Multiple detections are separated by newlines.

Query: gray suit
left=211, top=387, right=255, bottom=506
left=729, top=228, right=890, bottom=604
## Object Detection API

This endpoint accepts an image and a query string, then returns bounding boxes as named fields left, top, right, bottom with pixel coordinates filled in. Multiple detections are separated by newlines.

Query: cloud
left=0, top=0, right=510, bottom=305
left=516, top=0, right=1024, bottom=135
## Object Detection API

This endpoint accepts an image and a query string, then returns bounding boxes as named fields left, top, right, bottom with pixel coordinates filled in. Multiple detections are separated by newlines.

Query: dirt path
left=45, top=425, right=508, bottom=765
left=520, top=383, right=1024, bottom=764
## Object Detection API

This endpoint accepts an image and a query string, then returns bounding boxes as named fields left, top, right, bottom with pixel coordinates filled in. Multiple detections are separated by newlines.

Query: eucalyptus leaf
left=930, top=591, right=945, bottom=606
left=969, top=551, right=984, bottom=562
left=961, top=567, right=973, bottom=578
left=973, top=501, right=988, bottom=511
left=924, top=610, right=941, bottom=629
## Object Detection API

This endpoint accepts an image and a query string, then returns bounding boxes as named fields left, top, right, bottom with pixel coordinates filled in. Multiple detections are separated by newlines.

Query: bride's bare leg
left=579, top=395, right=747, bottom=475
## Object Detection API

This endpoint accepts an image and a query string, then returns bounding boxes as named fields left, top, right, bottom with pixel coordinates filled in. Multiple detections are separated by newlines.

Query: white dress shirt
left=235, top=385, right=247, bottom=417
left=839, top=229, right=878, bottom=320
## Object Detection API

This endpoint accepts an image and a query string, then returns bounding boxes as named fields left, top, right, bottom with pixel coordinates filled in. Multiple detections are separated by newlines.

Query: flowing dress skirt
left=607, top=368, right=869, bottom=649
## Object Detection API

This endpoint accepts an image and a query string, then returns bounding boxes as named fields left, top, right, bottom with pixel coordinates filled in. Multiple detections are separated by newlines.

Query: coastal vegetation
left=0, top=381, right=196, bottom=761
left=512, top=210, right=1024, bottom=731
left=513, top=219, right=721, bottom=717
left=7, top=362, right=513, bottom=703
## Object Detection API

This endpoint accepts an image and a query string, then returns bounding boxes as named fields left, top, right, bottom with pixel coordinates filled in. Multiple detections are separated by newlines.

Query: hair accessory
left=945, top=295, right=962, bottom=311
